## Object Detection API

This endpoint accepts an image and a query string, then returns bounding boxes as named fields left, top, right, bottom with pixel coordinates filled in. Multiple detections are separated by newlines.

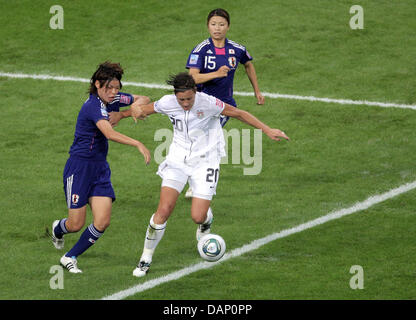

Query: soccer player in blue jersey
left=49, top=61, right=151, bottom=273
left=185, top=8, right=265, bottom=197
left=186, top=8, right=265, bottom=128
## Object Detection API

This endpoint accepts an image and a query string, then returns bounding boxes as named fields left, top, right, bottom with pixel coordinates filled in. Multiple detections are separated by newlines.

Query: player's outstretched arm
left=109, top=95, right=150, bottom=127
left=131, top=102, right=156, bottom=123
left=109, top=108, right=131, bottom=127
left=222, top=104, right=289, bottom=141
left=96, top=119, right=151, bottom=165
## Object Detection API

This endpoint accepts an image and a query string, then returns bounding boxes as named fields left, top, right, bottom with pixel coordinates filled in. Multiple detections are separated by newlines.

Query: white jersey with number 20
left=154, top=92, right=226, bottom=165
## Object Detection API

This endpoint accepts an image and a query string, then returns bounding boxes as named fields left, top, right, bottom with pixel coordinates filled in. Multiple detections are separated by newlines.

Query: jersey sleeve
left=117, top=92, right=134, bottom=107
left=85, top=100, right=109, bottom=124
left=153, top=95, right=171, bottom=115
left=186, top=47, right=204, bottom=70
left=107, top=92, right=134, bottom=112
left=207, top=94, right=225, bottom=117
left=239, top=47, right=253, bottom=65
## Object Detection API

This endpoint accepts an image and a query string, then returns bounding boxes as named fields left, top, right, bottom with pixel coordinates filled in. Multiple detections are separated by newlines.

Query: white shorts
left=157, top=158, right=220, bottom=200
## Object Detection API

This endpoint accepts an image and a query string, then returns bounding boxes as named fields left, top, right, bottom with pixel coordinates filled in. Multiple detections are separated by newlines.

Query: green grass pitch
left=0, top=0, right=415, bottom=300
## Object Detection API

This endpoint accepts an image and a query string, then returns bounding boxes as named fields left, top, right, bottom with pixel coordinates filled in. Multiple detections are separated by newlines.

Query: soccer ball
left=197, top=234, right=226, bottom=262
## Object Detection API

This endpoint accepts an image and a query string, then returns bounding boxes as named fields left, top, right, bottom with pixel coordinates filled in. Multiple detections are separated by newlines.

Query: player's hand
left=265, top=128, right=290, bottom=142
left=255, top=92, right=265, bottom=105
left=109, top=112, right=122, bottom=127
left=137, top=142, right=151, bottom=165
left=131, top=104, right=147, bottom=123
left=216, top=65, right=230, bottom=78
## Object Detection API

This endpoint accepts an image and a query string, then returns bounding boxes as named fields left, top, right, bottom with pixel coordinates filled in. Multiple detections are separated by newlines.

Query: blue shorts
left=63, top=157, right=115, bottom=209
left=219, top=104, right=236, bottom=127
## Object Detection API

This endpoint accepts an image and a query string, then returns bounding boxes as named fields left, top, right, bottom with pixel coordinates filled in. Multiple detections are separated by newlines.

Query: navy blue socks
left=65, top=224, right=104, bottom=258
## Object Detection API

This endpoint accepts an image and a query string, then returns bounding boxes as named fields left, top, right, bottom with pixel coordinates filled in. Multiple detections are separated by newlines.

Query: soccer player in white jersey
left=126, top=73, right=289, bottom=277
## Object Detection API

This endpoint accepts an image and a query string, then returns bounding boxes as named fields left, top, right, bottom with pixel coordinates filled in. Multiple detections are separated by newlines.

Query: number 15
left=204, top=56, right=216, bottom=70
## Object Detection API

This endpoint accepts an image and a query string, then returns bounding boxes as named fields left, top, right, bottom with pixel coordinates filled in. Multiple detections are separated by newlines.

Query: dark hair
left=166, top=72, right=196, bottom=94
left=207, top=8, right=230, bottom=25
left=89, top=61, right=124, bottom=94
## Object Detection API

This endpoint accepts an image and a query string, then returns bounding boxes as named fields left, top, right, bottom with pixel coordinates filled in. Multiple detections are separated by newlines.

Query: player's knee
left=66, top=220, right=84, bottom=232
left=94, top=220, right=110, bottom=232
left=191, top=213, right=206, bottom=224
left=158, top=203, right=175, bottom=216
left=157, top=209, right=172, bottom=221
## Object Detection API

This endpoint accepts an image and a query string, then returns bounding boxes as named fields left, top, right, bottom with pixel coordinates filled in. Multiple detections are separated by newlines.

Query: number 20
left=170, top=116, right=183, bottom=132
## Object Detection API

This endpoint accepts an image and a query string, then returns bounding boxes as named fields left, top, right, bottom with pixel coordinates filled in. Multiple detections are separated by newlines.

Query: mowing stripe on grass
left=1, top=71, right=415, bottom=110
left=101, top=180, right=416, bottom=300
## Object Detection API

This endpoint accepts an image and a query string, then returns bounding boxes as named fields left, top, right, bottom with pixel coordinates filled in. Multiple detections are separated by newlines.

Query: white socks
left=141, top=214, right=166, bottom=262
left=140, top=208, right=212, bottom=262
left=203, top=207, right=213, bottom=225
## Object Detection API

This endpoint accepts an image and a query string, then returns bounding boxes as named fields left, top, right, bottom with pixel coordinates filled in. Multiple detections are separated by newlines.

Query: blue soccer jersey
left=68, top=92, right=133, bottom=160
left=186, top=38, right=253, bottom=107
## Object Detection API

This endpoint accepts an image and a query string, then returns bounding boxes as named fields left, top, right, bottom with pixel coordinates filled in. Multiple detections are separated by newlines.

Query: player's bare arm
left=221, top=104, right=289, bottom=141
left=244, top=61, right=265, bottom=105
left=108, top=108, right=131, bottom=126
left=96, top=119, right=151, bottom=164
left=189, top=66, right=230, bottom=84
left=109, top=95, right=150, bottom=127
left=131, top=102, right=156, bottom=122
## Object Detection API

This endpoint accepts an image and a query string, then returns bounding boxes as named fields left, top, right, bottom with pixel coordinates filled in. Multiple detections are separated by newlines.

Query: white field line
left=101, top=179, right=416, bottom=300
left=1, top=71, right=416, bottom=110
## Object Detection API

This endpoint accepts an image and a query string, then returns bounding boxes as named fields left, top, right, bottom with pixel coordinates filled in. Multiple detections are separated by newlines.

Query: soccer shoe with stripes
left=51, top=220, right=64, bottom=250
left=60, top=255, right=82, bottom=274
left=196, top=216, right=213, bottom=241
left=133, top=260, right=151, bottom=278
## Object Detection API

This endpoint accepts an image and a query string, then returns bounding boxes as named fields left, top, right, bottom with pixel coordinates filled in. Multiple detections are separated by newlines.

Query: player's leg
left=133, top=184, right=182, bottom=277
left=52, top=206, right=87, bottom=247
left=57, top=206, right=87, bottom=273
left=90, top=196, right=112, bottom=231
left=66, top=207, right=88, bottom=231
left=192, top=198, right=214, bottom=241
left=51, top=158, right=89, bottom=250
left=190, top=161, right=220, bottom=240
left=142, top=186, right=180, bottom=260
left=60, top=197, right=112, bottom=273
left=52, top=206, right=87, bottom=244
left=191, top=198, right=211, bottom=224
left=133, top=161, right=188, bottom=277
left=60, top=160, right=114, bottom=273
left=66, top=197, right=111, bottom=257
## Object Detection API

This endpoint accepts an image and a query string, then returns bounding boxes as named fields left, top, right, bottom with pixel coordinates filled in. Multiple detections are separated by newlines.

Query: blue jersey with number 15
left=186, top=37, right=252, bottom=107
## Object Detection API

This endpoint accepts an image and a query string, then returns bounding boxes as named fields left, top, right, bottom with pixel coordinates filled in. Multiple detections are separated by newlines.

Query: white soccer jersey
left=154, top=92, right=226, bottom=164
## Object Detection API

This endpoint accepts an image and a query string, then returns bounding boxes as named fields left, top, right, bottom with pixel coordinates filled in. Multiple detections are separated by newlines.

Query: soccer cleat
left=51, top=220, right=64, bottom=250
left=196, top=216, right=213, bottom=241
left=133, top=260, right=151, bottom=277
left=185, top=187, right=193, bottom=198
left=60, top=255, right=82, bottom=274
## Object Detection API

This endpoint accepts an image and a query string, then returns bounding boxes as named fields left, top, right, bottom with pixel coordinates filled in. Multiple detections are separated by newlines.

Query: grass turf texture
left=0, top=0, right=415, bottom=300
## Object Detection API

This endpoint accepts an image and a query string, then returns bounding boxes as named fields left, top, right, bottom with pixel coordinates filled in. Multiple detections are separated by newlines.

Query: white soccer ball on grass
left=197, top=234, right=226, bottom=262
